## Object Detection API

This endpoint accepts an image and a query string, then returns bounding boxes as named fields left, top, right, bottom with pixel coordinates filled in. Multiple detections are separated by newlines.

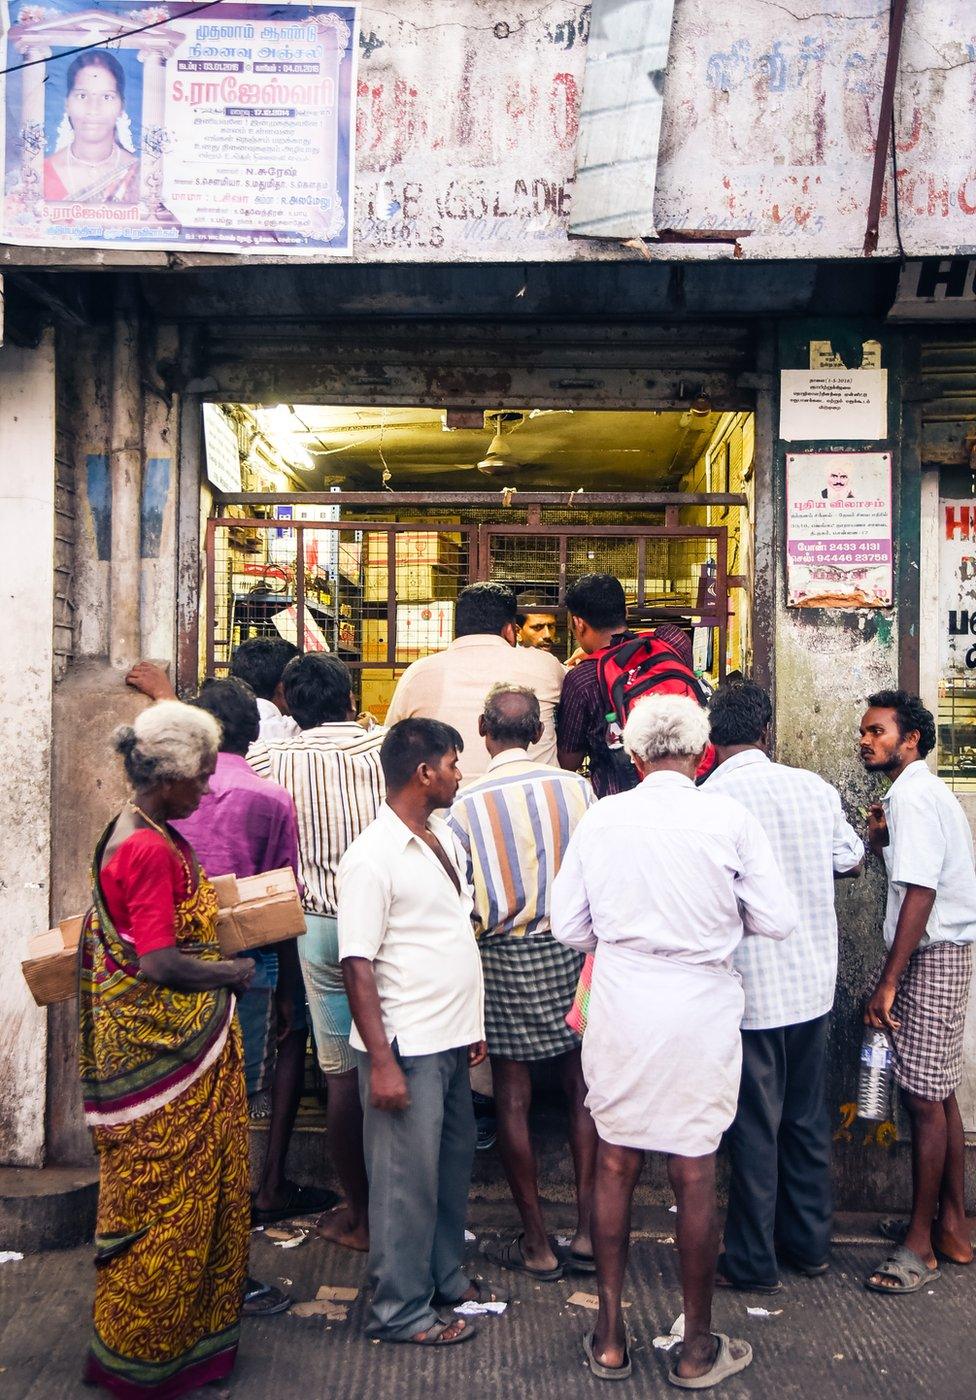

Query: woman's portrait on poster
left=43, top=50, right=140, bottom=204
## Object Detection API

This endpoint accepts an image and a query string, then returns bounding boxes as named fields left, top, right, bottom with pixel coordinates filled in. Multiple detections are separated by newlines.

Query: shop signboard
left=785, top=451, right=892, bottom=609
left=202, top=404, right=242, bottom=493
left=939, top=500, right=976, bottom=676
left=0, top=0, right=357, bottom=254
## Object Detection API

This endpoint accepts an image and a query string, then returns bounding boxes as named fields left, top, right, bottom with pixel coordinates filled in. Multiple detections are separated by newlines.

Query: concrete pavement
left=0, top=1205, right=973, bottom=1399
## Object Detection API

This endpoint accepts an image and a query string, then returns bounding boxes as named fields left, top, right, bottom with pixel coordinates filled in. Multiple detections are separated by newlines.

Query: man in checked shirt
left=705, top=680, right=863, bottom=1292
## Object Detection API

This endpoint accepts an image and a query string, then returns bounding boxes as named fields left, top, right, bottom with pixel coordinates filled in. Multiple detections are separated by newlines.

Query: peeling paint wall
left=0, top=334, right=56, bottom=1166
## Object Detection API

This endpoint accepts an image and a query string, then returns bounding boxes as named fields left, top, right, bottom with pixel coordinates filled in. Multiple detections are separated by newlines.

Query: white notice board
left=780, top=369, right=887, bottom=441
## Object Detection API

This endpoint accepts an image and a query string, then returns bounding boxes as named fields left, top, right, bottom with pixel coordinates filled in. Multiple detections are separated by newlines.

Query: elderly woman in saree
left=80, top=701, right=255, bottom=1397
left=552, top=695, right=797, bottom=1390
left=44, top=50, right=140, bottom=205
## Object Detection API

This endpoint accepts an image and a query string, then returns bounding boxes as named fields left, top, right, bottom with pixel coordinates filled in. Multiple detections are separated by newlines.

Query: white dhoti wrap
left=582, top=943, right=744, bottom=1157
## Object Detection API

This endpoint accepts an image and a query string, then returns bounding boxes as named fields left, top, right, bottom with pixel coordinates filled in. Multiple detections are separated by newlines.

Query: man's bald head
left=478, top=683, right=543, bottom=755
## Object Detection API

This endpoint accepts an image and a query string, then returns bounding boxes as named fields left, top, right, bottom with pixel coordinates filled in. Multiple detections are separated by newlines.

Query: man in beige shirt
left=385, top=582, right=565, bottom=783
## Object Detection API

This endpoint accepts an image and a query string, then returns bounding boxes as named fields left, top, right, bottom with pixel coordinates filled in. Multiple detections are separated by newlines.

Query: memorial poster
left=1, top=0, right=357, bottom=253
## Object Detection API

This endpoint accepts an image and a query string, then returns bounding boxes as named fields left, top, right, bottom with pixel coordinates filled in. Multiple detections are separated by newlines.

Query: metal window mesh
left=208, top=510, right=732, bottom=715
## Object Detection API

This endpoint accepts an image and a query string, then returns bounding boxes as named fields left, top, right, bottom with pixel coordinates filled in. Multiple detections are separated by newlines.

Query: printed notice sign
left=780, top=369, right=888, bottom=442
left=786, top=452, right=892, bottom=608
left=1, top=1, right=358, bottom=254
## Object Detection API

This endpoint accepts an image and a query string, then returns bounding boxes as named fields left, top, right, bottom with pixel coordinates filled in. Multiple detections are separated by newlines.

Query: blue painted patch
left=86, top=455, right=111, bottom=561
left=141, top=458, right=171, bottom=559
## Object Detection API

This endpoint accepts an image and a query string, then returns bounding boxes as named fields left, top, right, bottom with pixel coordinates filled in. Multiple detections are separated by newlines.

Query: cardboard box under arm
left=22, top=915, right=84, bottom=1006
left=212, top=868, right=307, bottom=956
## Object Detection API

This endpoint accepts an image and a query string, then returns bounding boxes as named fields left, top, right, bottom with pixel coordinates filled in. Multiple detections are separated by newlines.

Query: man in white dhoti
left=552, top=696, right=797, bottom=1388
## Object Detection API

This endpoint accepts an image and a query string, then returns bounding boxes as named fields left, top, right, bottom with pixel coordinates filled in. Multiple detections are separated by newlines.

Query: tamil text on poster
left=1, top=1, right=357, bottom=253
left=786, top=452, right=892, bottom=608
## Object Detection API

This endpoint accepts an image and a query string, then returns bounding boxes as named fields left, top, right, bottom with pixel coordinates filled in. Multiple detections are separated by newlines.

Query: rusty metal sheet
left=568, top=0, right=676, bottom=239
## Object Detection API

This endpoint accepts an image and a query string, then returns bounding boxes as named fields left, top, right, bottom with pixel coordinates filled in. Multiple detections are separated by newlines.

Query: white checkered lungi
left=890, top=942, right=973, bottom=1102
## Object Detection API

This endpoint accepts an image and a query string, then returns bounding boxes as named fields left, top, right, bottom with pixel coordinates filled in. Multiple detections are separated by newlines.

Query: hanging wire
left=0, top=0, right=241, bottom=77
left=888, top=0, right=907, bottom=263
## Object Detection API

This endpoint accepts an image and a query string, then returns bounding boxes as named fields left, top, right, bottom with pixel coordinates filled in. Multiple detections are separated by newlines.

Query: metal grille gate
left=205, top=512, right=730, bottom=714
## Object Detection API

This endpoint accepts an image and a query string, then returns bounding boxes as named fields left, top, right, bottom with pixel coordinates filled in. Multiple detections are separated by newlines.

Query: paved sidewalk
left=1, top=1207, right=973, bottom=1398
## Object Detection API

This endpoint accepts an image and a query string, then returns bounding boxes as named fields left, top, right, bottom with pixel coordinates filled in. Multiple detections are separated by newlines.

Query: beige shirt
left=384, top=633, right=565, bottom=781
left=337, top=804, right=485, bottom=1056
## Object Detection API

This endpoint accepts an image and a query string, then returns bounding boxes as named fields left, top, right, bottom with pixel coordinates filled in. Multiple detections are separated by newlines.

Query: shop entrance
left=201, top=402, right=756, bottom=714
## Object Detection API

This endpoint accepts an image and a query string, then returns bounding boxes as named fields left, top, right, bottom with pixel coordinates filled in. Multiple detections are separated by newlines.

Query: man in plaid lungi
left=860, top=691, right=976, bottom=1295
left=448, top=684, right=598, bottom=1280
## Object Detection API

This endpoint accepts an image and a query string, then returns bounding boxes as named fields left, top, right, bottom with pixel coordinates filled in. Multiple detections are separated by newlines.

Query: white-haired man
left=552, top=695, right=797, bottom=1388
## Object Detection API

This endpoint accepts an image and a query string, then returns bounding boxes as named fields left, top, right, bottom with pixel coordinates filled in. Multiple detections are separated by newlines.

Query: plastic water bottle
left=857, top=1027, right=893, bottom=1121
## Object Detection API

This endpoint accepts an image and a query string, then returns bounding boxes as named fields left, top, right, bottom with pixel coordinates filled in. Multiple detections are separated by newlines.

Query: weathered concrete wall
left=0, top=334, right=56, bottom=1166
left=771, top=321, right=923, bottom=1208
left=3, top=0, right=974, bottom=269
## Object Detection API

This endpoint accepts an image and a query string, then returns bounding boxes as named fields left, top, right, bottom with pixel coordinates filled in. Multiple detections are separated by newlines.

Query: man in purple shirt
left=175, top=680, right=336, bottom=1247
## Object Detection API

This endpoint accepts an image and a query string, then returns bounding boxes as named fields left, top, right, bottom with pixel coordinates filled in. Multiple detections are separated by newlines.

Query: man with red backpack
left=557, top=574, right=708, bottom=798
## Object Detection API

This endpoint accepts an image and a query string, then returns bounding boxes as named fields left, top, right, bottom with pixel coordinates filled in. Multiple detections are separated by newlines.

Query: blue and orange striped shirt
left=447, top=750, right=596, bottom=941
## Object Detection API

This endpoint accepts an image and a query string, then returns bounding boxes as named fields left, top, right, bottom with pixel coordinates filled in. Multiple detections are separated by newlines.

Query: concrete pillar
left=109, top=278, right=143, bottom=669
left=0, top=333, right=56, bottom=1166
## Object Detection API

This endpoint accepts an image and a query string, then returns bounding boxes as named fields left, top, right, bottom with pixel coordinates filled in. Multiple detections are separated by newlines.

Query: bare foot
left=592, top=1332, right=627, bottom=1370
left=410, top=1317, right=472, bottom=1344
left=676, top=1333, right=719, bottom=1380
left=934, top=1223, right=974, bottom=1265
left=314, top=1205, right=369, bottom=1252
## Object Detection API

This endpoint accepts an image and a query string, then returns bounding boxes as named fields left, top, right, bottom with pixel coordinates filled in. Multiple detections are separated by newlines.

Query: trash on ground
left=0, top=1252, right=24, bottom=1264
left=653, top=1313, right=685, bottom=1350
left=316, top=1285, right=359, bottom=1302
left=290, top=1299, right=348, bottom=1320
left=279, top=1277, right=292, bottom=1287
left=668, top=1205, right=678, bottom=1213
left=567, top=1291, right=631, bottom=1311
left=454, top=1299, right=508, bottom=1316
left=464, top=1230, right=476, bottom=1242
left=555, top=1233, right=572, bottom=1247
left=267, top=1227, right=308, bottom=1249
left=746, top=1306, right=783, bottom=1317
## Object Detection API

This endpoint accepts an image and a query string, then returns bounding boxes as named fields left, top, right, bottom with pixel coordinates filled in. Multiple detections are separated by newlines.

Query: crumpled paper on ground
left=653, top=1313, right=685, bottom=1350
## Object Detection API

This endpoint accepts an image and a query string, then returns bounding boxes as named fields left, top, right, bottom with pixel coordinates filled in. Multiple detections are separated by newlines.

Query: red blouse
left=100, top=828, right=197, bottom=957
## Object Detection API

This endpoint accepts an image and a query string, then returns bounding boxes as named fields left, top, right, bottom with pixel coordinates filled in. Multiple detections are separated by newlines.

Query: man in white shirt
left=706, top=681, right=863, bottom=1291
left=384, top=582, right=565, bottom=782
left=231, top=637, right=301, bottom=742
left=552, top=696, right=796, bottom=1387
left=860, top=690, right=976, bottom=1294
left=339, top=718, right=493, bottom=1347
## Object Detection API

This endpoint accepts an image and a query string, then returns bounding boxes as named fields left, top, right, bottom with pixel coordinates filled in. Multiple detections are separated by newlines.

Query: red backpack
left=594, top=633, right=712, bottom=786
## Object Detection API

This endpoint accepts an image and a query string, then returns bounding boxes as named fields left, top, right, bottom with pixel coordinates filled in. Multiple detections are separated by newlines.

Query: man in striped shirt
left=448, top=684, right=598, bottom=1280
left=249, top=653, right=385, bottom=1253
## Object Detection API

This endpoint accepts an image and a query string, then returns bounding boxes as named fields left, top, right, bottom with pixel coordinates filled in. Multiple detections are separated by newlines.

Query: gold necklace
left=67, top=143, right=120, bottom=171
left=128, top=801, right=192, bottom=889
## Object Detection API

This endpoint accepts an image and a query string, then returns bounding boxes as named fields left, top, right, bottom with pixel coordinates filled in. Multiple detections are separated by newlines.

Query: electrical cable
left=0, top=1, right=288, bottom=78
left=888, top=0, right=907, bottom=263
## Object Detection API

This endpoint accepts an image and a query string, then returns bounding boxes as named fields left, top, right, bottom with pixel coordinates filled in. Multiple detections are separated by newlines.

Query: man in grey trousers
left=339, top=717, right=497, bottom=1346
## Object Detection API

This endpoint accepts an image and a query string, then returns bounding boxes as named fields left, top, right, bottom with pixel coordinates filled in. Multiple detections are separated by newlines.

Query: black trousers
left=722, top=1013, right=832, bottom=1285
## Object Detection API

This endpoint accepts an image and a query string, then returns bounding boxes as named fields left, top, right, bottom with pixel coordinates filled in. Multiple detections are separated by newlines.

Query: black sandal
left=483, top=1233, right=564, bottom=1281
left=251, top=1181, right=339, bottom=1227
left=242, top=1277, right=293, bottom=1316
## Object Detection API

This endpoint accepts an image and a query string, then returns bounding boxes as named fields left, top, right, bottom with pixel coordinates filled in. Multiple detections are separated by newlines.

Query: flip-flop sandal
left=432, top=1277, right=511, bottom=1307
left=483, top=1233, right=564, bottom=1281
left=715, top=1270, right=782, bottom=1295
left=242, top=1278, right=294, bottom=1317
left=878, top=1217, right=910, bottom=1245
left=567, top=1249, right=597, bottom=1274
left=668, top=1334, right=753, bottom=1390
left=385, top=1317, right=479, bottom=1347
left=251, top=1182, right=339, bottom=1227
left=880, top=1217, right=974, bottom=1265
left=864, top=1245, right=941, bottom=1295
left=778, top=1251, right=830, bottom=1277
left=583, top=1330, right=632, bottom=1381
